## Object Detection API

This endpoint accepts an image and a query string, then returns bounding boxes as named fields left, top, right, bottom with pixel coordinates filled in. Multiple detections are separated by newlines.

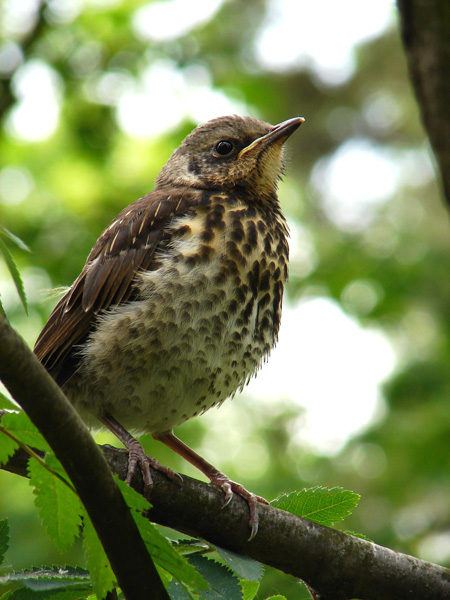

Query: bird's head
left=155, top=115, right=304, bottom=199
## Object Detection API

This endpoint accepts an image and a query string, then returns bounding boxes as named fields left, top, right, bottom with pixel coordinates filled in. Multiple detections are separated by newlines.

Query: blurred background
left=1, top=0, right=449, bottom=597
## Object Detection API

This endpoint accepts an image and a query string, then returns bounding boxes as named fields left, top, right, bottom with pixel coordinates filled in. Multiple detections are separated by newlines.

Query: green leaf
left=137, top=518, right=208, bottom=590
left=271, top=487, right=360, bottom=527
left=0, top=588, right=90, bottom=599
left=344, top=530, right=373, bottom=542
left=240, top=580, right=259, bottom=600
left=0, top=237, right=28, bottom=314
left=0, top=391, right=16, bottom=410
left=167, top=579, right=196, bottom=600
left=0, top=227, right=31, bottom=252
left=43, top=454, right=73, bottom=483
left=0, top=566, right=90, bottom=590
left=39, top=592, right=90, bottom=600
left=115, top=477, right=152, bottom=512
left=1, top=412, right=51, bottom=453
left=0, top=519, right=9, bottom=567
left=0, top=429, right=19, bottom=465
left=211, top=546, right=263, bottom=582
left=82, top=514, right=116, bottom=599
left=188, top=555, right=242, bottom=600
left=171, top=539, right=209, bottom=554
left=116, top=478, right=208, bottom=591
left=28, top=459, right=83, bottom=552
left=266, top=596, right=286, bottom=600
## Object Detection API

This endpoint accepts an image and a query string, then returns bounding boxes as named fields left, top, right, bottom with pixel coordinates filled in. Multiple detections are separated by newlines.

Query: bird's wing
left=34, top=189, right=199, bottom=378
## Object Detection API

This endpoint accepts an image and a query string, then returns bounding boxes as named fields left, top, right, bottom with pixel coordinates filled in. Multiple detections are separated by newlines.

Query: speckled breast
left=67, top=195, right=289, bottom=434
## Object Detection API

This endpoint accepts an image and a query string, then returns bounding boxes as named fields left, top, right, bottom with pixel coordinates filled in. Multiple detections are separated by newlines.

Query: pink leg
left=101, top=414, right=182, bottom=498
left=153, top=430, right=268, bottom=540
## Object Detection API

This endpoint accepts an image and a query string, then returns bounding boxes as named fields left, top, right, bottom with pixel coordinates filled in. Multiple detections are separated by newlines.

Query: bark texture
left=397, top=0, right=450, bottom=203
left=0, top=315, right=169, bottom=600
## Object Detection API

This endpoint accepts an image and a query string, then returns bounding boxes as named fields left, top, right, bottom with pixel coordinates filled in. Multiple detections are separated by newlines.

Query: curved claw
left=173, top=472, right=184, bottom=485
left=209, top=473, right=267, bottom=540
left=101, top=416, right=182, bottom=496
left=126, top=439, right=153, bottom=492
left=123, top=439, right=182, bottom=498
left=248, top=521, right=258, bottom=542
left=149, top=430, right=266, bottom=539
left=247, top=496, right=259, bottom=541
left=220, top=482, right=233, bottom=508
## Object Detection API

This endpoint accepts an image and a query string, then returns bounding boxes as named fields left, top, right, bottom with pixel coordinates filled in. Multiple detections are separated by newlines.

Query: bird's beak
left=238, top=116, right=305, bottom=159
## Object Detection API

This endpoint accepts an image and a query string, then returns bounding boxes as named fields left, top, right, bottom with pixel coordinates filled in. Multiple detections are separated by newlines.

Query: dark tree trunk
left=397, top=0, right=450, bottom=204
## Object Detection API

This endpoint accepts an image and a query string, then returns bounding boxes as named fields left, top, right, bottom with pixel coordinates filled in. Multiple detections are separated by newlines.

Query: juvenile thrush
left=34, top=114, right=304, bottom=538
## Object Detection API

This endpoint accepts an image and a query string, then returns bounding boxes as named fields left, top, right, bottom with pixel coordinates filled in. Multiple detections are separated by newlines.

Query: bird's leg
left=100, top=414, right=182, bottom=498
left=152, top=430, right=269, bottom=540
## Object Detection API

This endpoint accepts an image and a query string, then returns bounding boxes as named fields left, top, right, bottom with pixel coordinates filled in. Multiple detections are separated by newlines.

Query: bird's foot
left=125, top=438, right=183, bottom=498
left=100, top=415, right=183, bottom=498
left=209, top=471, right=269, bottom=540
left=153, top=430, right=268, bottom=540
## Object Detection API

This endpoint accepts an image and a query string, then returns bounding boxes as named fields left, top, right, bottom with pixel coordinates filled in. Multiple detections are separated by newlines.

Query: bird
left=34, top=114, right=304, bottom=539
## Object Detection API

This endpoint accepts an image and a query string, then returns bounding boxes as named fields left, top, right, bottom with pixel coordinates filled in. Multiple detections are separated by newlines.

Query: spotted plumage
left=34, top=114, right=304, bottom=538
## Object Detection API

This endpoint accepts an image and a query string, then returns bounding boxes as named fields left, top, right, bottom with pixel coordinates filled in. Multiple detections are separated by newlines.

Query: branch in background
left=3, top=441, right=450, bottom=600
left=397, top=0, right=450, bottom=204
left=0, top=315, right=169, bottom=600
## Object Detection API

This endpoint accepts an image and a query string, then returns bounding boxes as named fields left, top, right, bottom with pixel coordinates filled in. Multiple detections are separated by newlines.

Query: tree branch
left=0, top=315, right=169, bottom=600
left=2, top=314, right=450, bottom=599
left=397, top=0, right=450, bottom=204
left=3, top=441, right=450, bottom=600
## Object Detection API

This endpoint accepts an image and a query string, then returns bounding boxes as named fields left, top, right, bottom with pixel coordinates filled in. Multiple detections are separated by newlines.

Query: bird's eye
left=215, top=140, right=234, bottom=156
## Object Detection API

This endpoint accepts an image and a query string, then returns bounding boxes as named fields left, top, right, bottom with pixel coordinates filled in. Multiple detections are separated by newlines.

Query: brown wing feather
left=34, top=188, right=198, bottom=378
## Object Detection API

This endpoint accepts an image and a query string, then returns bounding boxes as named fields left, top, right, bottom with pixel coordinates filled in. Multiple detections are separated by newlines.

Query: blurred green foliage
left=1, top=0, right=449, bottom=598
